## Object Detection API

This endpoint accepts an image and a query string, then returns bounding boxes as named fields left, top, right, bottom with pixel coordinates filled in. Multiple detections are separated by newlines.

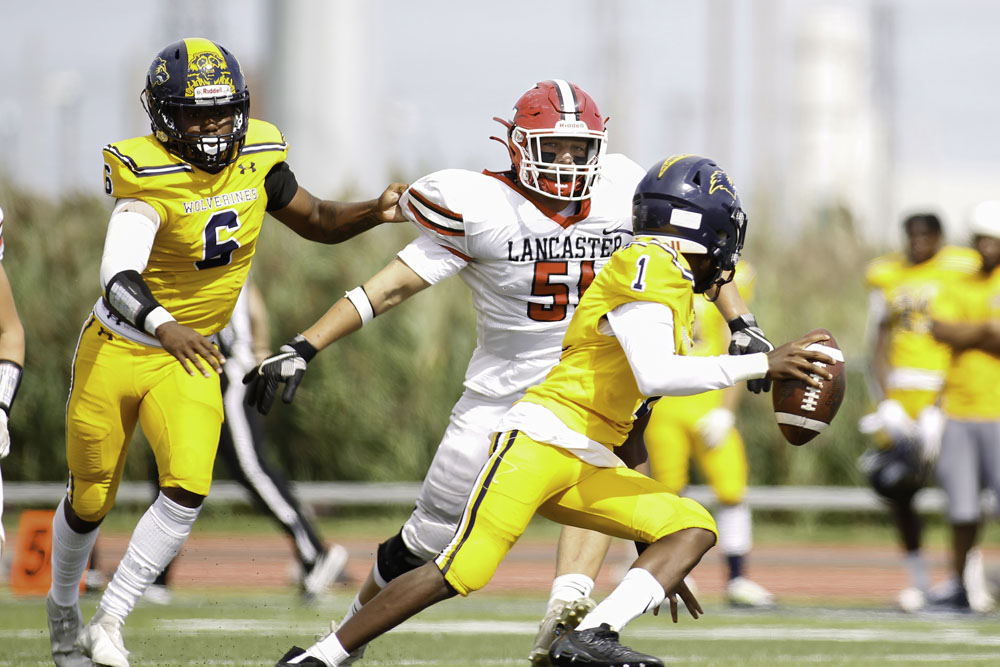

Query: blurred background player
left=857, top=212, right=980, bottom=612
left=46, top=37, right=405, bottom=667
left=135, top=280, right=348, bottom=605
left=929, top=200, right=1000, bottom=613
left=0, top=204, right=26, bottom=555
left=643, top=260, right=774, bottom=608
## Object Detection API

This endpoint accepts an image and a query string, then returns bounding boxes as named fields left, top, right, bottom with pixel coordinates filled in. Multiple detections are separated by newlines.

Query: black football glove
left=727, top=313, right=774, bottom=394
left=243, top=335, right=318, bottom=415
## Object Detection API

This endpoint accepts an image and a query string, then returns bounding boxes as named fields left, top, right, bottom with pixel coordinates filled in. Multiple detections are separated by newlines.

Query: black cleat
left=549, top=623, right=663, bottom=667
left=275, top=646, right=328, bottom=666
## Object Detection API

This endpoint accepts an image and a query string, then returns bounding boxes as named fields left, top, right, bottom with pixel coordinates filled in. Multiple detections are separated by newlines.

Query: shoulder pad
left=241, top=119, right=289, bottom=159
left=403, top=169, right=502, bottom=237
left=102, top=135, right=192, bottom=199
left=935, top=245, right=981, bottom=273
left=864, top=253, right=902, bottom=289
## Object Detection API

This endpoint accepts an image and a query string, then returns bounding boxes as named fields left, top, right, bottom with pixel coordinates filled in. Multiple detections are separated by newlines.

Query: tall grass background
left=0, top=180, right=885, bottom=488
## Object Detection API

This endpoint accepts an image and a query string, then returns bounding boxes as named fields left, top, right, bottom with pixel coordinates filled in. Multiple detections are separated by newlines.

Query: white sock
left=98, top=492, right=200, bottom=623
left=341, top=593, right=364, bottom=624
left=549, top=573, right=595, bottom=606
left=904, top=551, right=930, bottom=594
left=717, top=503, right=752, bottom=556
left=49, top=497, right=100, bottom=606
left=308, top=632, right=350, bottom=665
left=577, top=568, right=665, bottom=632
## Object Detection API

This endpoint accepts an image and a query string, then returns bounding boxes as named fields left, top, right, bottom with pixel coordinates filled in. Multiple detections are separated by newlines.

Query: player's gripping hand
left=378, top=182, right=410, bottom=223
left=243, top=335, right=318, bottom=415
left=155, top=321, right=226, bottom=378
left=728, top=313, right=774, bottom=393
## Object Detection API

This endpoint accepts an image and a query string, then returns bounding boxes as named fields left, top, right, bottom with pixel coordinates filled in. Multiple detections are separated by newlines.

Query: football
left=771, top=329, right=846, bottom=446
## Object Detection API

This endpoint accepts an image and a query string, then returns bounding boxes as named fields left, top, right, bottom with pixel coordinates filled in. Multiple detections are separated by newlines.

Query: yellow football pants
left=435, top=429, right=718, bottom=596
left=65, top=316, right=223, bottom=522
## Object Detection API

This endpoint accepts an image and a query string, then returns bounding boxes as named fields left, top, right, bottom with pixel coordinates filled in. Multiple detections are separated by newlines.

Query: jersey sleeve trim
left=241, top=140, right=289, bottom=155
left=407, top=188, right=466, bottom=237
left=103, top=144, right=193, bottom=177
left=443, top=245, right=472, bottom=262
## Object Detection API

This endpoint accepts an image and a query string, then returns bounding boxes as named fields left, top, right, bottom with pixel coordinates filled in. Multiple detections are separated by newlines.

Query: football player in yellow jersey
left=643, top=261, right=776, bottom=608
left=930, top=201, right=1000, bottom=614
left=273, top=155, right=833, bottom=667
left=45, top=38, right=406, bottom=667
left=0, top=205, right=26, bottom=555
left=857, top=212, right=980, bottom=612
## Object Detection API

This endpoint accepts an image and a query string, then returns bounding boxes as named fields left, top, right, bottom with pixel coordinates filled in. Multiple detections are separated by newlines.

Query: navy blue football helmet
left=141, top=38, right=250, bottom=172
left=632, top=154, right=747, bottom=294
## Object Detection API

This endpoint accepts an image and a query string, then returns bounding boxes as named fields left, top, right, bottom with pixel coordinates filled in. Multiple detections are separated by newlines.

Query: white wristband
left=345, top=286, right=375, bottom=325
left=143, top=306, right=177, bottom=336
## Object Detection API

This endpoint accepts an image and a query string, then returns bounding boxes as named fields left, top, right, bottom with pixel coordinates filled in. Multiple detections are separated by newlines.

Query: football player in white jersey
left=246, top=81, right=769, bottom=665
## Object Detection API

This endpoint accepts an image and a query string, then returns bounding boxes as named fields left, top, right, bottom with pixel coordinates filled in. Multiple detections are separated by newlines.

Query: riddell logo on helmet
left=194, top=85, right=232, bottom=99
left=554, top=120, right=587, bottom=132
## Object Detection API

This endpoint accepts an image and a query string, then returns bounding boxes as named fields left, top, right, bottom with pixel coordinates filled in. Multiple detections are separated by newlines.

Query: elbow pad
left=105, top=270, right=164, bottom=334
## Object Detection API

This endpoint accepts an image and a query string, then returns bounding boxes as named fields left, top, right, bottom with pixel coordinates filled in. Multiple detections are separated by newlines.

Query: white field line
left=147, top=618, right=1000, bottom=648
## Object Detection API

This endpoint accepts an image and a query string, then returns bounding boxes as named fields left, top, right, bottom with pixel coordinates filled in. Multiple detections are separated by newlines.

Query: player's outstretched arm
left=271, top=182, right=408, bottom=244
left=243, top=257, right=430, bottom=414
left=764, top=331, right=835, bottom=387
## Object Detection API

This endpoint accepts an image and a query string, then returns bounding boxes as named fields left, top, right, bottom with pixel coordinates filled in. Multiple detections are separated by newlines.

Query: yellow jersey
left=101, top=119, right=288, bottom=335
left=865, top=246, right=980, bottom=382
left=932, top=265, right=1000, bottom=419
left=518, top=237, right=696, bottom=448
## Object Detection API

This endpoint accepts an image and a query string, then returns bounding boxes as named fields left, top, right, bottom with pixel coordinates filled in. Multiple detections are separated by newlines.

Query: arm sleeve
left=264, top=162, right=299, bottom=212
left=99, top=199, right=160, bottom=289
left=396, top=234, right=467, bottom=285
left=606, top=301, right=768, bottom=396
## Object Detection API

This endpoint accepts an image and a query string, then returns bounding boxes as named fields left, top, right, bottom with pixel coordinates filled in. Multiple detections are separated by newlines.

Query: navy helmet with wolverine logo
left=632, top=154, right=747, bottom=294
left=141, top=37, right=250, bottom=172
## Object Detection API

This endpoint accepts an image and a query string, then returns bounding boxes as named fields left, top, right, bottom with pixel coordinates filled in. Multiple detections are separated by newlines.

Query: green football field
left=5, top=588, right=1000, bottom=666
left=4, top=508, right=1000, bottom=665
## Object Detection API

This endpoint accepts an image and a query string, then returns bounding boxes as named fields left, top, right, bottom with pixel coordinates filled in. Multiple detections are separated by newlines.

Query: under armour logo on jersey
left=239, top=162, right=256, bottom=175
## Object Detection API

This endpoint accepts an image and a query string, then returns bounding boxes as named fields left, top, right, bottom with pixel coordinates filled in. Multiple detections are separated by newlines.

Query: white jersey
left=397, top=153, right=645, bottom=399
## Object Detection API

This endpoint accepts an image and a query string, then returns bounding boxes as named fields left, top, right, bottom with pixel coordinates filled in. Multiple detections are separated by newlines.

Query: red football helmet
left=494, top=80, right=607, bottom=201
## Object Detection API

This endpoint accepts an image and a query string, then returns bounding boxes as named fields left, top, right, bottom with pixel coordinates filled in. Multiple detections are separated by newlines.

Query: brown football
left=771, top=329, right=846, bottom=446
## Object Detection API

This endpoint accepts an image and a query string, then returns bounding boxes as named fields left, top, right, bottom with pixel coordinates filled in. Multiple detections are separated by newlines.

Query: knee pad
left=376, top=531, right=427, bottom=584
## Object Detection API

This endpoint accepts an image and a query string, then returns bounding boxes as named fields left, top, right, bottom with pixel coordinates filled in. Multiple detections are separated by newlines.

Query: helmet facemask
left=143, top=89, right=249, bottom=173
left=510, top=122, right=606, bottom=201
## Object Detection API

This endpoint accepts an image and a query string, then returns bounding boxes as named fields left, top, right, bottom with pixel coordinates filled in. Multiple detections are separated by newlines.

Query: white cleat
left=303, top=545, right=349, bottom=601
left=896, top=587, right=927, bottom=613
left=727, top=576, right=776, bottom=608
left=76, top=615, right=130, bottom=667
left=964, top=549, right=996, bottom=613
left=46, top=594, right=93, bottom=667
left=528, top=596, right=596, bottom=667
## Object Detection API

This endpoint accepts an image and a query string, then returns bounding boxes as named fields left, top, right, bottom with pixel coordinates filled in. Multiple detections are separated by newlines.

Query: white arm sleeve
left=606, top=301, right=768, bottom=396
left=99, top=199, right=161, bottom=290
left=396, top=233, right=467, bottom=285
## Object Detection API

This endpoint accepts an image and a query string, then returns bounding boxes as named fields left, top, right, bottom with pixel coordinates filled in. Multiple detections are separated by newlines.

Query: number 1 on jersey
left=631, top=255, right=649, bottom=292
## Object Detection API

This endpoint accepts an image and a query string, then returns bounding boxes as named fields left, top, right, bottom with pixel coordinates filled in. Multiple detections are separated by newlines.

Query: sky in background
left=3, top=0, right=1000, bottom=244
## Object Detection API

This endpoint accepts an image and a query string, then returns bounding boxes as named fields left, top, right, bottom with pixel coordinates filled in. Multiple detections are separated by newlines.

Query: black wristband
left=728, top=313, right=758, bottom=333
left=0, top=360, right=23, bottom=415
left=286, top=334, right=318, bottom=363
